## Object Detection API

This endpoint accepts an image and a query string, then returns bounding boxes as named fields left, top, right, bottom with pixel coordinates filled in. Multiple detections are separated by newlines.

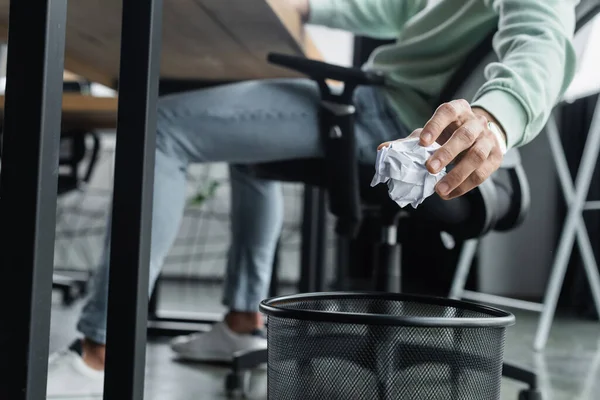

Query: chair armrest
left=493, top=148, right=530, bottom=231
left=268, top=53, right=385, bottom=86
left=261, top=53, right=385, bottom=237
left=83, top=132, right=102, bottom=183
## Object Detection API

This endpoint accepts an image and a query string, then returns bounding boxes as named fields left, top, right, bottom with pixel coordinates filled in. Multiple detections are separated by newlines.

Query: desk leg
left=0, top=0, right=67, bottom=398
left=103, top=0, right=163, bottom=399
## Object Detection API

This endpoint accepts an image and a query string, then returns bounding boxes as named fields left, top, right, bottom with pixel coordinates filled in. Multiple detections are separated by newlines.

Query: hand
left=420, top=99, right=506, bottom=199
left=379, top=99, right=507, bottom=200
left=287, top=0, right=310, bottom=21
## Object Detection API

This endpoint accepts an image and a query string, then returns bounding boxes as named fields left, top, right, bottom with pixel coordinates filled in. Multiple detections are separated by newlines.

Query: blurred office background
left=16, top=17, right=596, bottom=312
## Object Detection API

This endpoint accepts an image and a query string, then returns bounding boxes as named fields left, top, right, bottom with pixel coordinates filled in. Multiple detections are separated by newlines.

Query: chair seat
left=250, top=159, right=390, bottom=205
left=250, top=159, right=504, bottom=240
left=251, top=159, right=326, bottom=187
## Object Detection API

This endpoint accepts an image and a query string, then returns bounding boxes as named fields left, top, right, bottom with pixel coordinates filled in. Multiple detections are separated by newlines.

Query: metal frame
left=535, top=106, right=600, bottom=350
left=449, top=100, right=600, bottom=351
left=102, top=0, right=163, bottom=398
left=260, top=291, right=516, bottom=327
left=449, top=240, right=545, bottom=313
left=0, top=0, right=67, bottom=398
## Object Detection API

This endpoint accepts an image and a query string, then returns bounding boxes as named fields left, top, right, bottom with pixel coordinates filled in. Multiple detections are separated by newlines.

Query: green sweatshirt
left=308, top=0, right=579, bottom=149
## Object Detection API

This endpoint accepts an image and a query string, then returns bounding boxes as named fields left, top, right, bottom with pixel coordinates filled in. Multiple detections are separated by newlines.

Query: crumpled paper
left=371, top=138, right=447, bottom=208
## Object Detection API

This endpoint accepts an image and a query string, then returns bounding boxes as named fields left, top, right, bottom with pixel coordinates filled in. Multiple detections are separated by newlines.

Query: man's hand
left=421, top=99, right=506, bottom=199
left=380, top=99, right=507, bottom=200
left=287, top=0, right=310, bottom=21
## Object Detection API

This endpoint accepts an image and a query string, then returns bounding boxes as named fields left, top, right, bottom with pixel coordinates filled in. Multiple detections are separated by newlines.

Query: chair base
left=226, top=349, right=267, bottom=397
left=52, top=272, right=89, bottom=305
left=146, top=311, right=219, bottom=338
left=224, top=351, right=541, bottom=400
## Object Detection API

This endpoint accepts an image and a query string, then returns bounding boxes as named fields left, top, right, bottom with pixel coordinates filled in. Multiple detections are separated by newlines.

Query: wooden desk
left=0, top=1, right=321, bottom=132
left=0, top=94, right=118, bottom=130
left=0, top=0, right=321, bottom=87
left=0, top=1, right=320, bottom=132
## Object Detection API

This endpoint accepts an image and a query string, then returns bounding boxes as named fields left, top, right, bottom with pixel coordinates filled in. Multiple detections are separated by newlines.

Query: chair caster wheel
left=225, top=372, right=246, bottom=398
left=518, top=389, right=543, bottom=400
left=61, top=286, right=77, bottom=306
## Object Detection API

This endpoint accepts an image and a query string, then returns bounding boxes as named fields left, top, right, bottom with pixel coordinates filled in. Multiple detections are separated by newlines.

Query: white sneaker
left=170, top=321, right=267, bottom=363
left=46, top=341, right=104, bottom=399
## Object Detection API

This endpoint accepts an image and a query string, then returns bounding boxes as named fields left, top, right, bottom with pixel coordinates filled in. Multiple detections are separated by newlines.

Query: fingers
left=376, top=112, right=504, bottom=201
left=444, top=155, right=500, bottom=199
left=378, top=141, right=391, bottom=150
left=435, top=134, right=496, bottom=198
left=420, top=99, right=471, bottom=146
left=426, top=115, right=487, bottom=174
left=411, top=100, right=506, bottom=200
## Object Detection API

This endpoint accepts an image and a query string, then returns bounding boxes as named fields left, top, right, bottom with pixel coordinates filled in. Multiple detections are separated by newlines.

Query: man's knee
left=155, top=103, right=186, bottom=159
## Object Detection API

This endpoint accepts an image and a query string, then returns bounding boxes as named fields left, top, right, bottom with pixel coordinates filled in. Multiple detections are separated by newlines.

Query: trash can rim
left=259, top=291, right=515, bottom=328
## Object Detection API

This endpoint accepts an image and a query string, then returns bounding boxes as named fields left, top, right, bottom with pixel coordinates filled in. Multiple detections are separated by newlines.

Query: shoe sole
left=173, top=350, right=268, bottom=370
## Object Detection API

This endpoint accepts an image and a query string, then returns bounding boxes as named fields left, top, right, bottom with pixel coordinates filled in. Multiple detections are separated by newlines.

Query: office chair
left=222, top=27, right=544, bottom=400
left=53, top=124, right=101, bottom=305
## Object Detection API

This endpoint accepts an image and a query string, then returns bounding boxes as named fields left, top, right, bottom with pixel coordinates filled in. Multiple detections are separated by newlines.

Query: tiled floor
left=49, top=283, right=600, bottom=400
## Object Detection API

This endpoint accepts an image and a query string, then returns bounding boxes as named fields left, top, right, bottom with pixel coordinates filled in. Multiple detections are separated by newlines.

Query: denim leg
left=222, top=165, right=283, bottom=312
left=76, top=79, right=325, bottom=343
left=76, top=80, right=406, bottom=343
left=77, top=150, right=187, bottom=344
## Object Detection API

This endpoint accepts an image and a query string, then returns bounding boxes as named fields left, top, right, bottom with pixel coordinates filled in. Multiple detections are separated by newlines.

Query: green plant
left=189, top=179, right=220, bottom=206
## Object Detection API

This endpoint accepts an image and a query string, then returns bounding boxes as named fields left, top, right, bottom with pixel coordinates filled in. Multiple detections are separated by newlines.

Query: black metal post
left=269, top=239, right=281, bottom=297
left=103, top=0, right=163, bottom=398
left=0, top=0, right=67, bottom=398
left=299, top=186, right=321, bottom=292
left=314, top=189, right=327, bottom=291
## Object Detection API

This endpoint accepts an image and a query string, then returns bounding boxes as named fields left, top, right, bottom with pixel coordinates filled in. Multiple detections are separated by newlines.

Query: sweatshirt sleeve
left=307, top=0, right=428, bottom=39
left=471, top=0, right=578, bottom=149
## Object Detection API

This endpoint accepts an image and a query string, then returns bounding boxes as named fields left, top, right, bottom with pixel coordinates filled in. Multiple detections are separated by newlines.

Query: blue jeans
left=77, top=79, right=409, bottom=344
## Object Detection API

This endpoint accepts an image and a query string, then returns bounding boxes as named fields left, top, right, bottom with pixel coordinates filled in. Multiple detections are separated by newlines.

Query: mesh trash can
left=260, top=292, right=515, bottom=400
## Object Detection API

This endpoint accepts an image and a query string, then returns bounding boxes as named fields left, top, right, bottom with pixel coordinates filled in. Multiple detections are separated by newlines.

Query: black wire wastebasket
left=260, top=292, right=515, bottom=400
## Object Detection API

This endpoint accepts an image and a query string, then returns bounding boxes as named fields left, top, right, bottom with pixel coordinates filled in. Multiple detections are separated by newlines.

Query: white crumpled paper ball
left=371, top=137, right=447, bottom=208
